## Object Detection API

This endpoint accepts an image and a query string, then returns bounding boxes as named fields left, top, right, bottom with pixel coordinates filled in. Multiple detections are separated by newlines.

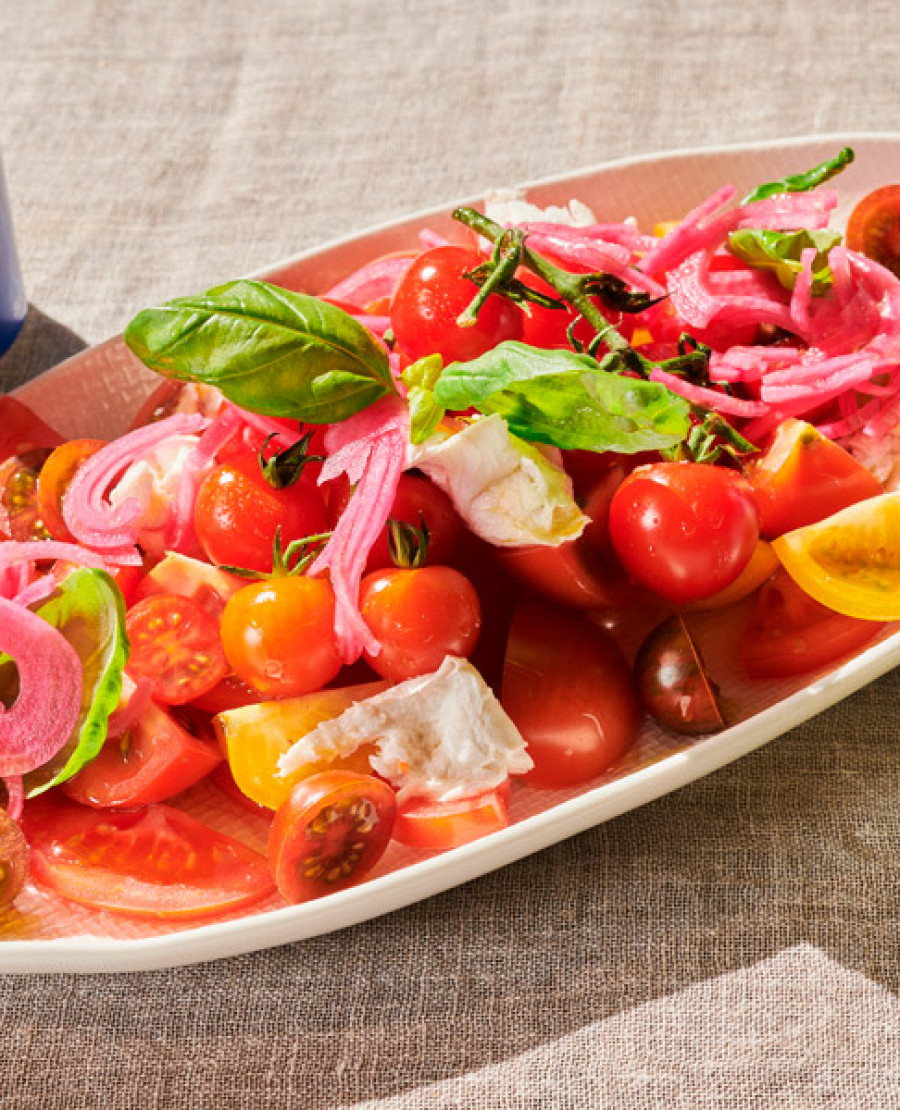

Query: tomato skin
left=393, top=780, right=510, bottom=850
left=846, top=184, right=900, bottom=277
left=609, top=462, right=760, bottom=604
left=390, top=246, right=524, bottom=363
left=220, top=576, right=343, bottom=697
left=268, top=771, right=396, bottom=903
left=63, top=700, right=222, bottom=808
left=194, top=452, right=328, bottom=574
left=740, top=569, right=884, bottom=679
left=502, top=603, right=641, bottom=788
left=747, top=420, right=883, bottom=539
left=126, top=594, right=229, bottom=705
left=35, top=438, right=106, bottom=542
left=23, top=795, right=274, bottom=920
left=359, top=566, right=481, bottom=681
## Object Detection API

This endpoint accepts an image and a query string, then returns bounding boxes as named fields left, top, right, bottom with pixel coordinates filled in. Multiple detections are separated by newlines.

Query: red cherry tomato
left=125, top=593, right=229, bottom=705
left=390, top=246, right=523, bottom=363
left=35, top=438, right=106, bottom=542
left=194, top=450, right=328, bottom=574
left=268, top=771, right=396, bottom=902
left=846, top=184, right=900, bottom=277
left=502, top=603, right=641, bottom=788
left=63, top=701, right=222, bottom=808
left=740, top=569, right=884, bottom=680
left=326, top=471, right=463, bottom=571
left=609, top=461, right=760, bottom=604
left=359, top=565, right=481, bottom=681
left=220, top=576, right=343, bottom=697
left=24, top=796, right=274, bottom=920
left=393, top=780, right=510, bottom=850
left=746, top=419, right=883, bottom=539
left=633, top=615, right=725, bottom=735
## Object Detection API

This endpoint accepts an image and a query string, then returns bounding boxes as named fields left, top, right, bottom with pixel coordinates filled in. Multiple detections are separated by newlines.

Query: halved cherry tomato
left=35, top=438, right=106, bottom=542
left=846, top=184, right=900, bottom=277
left=220, top=576, right=343, bottom=697
left=502, top=603, right=640, bottom=788
left=609, top=461, right=760, bottom=604
left=393, top=780, right=510, bottom=850
left=747, top=419, right=882, bottom=539
left=634, top=615, right=725, bottom=734
left=0, top=809, right=28, bottom=911
left=740, top=568, right=884, bottom=679
left=126, top=593, right=229, bottom=705
left=24, top=795, right=274, bottom=920
left=63, top=700, right=222, bottom=808
left=268, top=771, right=396, bottom=902
left=359, top=565, right=481, bottom=681
left=390, top=246, right=524, bottom=363
left=194, top=450, right=328, bottom=574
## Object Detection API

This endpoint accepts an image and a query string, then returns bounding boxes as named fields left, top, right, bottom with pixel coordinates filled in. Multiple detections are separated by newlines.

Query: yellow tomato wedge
left=653, top=220, right=679, bottom=238
left=213, top=681, right=388, bottom=810
left=772, top=492, right=900, bottom=621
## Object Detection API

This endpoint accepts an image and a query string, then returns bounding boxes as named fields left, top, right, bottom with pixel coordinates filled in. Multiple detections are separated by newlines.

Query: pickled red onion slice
left=648, top=369, right=767, bottom=417
left=323, top=256, right=413, bottom=309
left=0, top=597, right=83, bottom=777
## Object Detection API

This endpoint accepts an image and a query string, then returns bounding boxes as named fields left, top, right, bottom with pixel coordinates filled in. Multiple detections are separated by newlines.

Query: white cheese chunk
left=484, top=188, right=597, bottom=228
left=278, top=656, right=533, bottom=803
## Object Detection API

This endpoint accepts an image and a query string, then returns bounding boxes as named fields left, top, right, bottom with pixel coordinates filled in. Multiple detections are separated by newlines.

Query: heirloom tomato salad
left=2, top=147, right=900, bottom=923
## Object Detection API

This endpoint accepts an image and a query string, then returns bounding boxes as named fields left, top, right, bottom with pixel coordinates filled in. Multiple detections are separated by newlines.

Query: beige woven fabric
left=2, top=1, right=900, bottom=1106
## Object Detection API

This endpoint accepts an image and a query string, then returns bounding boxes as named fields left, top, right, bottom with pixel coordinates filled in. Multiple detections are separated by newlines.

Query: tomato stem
left=457, top=228, right=525, bottom=328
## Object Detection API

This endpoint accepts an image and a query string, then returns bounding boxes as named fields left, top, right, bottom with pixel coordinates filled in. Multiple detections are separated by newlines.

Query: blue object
left=0, top=155, right=26, bottom=357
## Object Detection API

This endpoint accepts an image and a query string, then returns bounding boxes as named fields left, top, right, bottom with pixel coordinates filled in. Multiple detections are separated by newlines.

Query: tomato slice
left=62, top=700, right=222, bottom=808
left=741, top=569, right=884, bottom=679
left=747, top=419, right=882, bottom=539
left=23, top=795, right=274, bottom=920
left=846, top=184, right=900, bottom=277
left=125, top=593, right=229, bottom=704
left=269, top=772, right=396, bottom=902
left=0, top=809, right=28, bottom=911
left=393, top=780, right=510, bottom=850
left=35, top=438, right=107, bottom=542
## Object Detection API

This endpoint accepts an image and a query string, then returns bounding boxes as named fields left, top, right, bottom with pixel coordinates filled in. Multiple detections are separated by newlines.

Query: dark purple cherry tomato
left=633, top=614, right=725, bottom=735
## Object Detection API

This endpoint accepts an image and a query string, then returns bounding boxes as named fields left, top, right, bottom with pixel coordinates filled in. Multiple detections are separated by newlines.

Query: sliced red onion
left=0, top=597, right=83, bottom=777
left=323, top=256, right=413, bottom=309
left=106, top=675, right=155, bottom=740
left=649, top=368, right=768, bottom=417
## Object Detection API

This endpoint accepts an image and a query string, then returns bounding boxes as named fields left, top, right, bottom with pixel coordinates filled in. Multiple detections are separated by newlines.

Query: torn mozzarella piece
left=409, top=414, right=588, bottom=547
left=108, top=435, right=199, bottom=537
left=484, top=188, right=597, bottom=228
left=278, top=656, right=532, bottom=803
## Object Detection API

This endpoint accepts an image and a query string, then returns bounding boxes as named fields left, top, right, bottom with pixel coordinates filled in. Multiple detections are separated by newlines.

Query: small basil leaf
left=401, top=354, right=445, bottom=445
left=124, top=280, right=395, bottom=423
left=435, top=342, right=599, bottom=411
left=727, top=227, right=842, bottom=294
left=741, top=147, right=854, bottom=205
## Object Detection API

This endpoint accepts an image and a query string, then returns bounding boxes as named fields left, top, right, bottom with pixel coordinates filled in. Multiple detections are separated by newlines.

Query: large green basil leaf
left=728, top=227, right=843, bottom=295
left=434, top=342, right=690, bottom=453
left=124, top=280, right=395, bottom=423
left=741, top=147, right=854, bottom=205
left=23, top=568, right=128, bottom=796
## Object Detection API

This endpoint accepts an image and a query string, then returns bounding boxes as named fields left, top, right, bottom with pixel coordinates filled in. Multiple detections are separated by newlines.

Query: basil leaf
left=124, top=280, right=395, bottom=423
left=22, top=568, right=128, bottom=796
left=727, top=228, right=842, bottom=295
left=741, top=147, right=854, bottom=205
left=434, top=342, right=690, bottom=453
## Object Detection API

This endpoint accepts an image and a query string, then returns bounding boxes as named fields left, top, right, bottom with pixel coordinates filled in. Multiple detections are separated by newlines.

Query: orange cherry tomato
left=268, top=771, right=396, bottom=903
left=35, top=438, right=106, bottom=542
left=846, top=184, right=900, bottom=277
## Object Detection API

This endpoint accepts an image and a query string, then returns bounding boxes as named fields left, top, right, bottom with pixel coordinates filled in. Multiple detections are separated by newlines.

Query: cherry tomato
left=393, top=780, right=510, bottom=850
left=518, top=273, right=574, bottom=349
left=502, top=603, right=641, bottom=788
left=609, top=461, right=760, bottom=604
left=220, top=576, right=343, bottom=697
left=326, top=471, right=463, bottom=571
left=678, top=541, right=778, bottom=612
left=390, top=246, right=523, bottom=363
left=24, top=795, right=274, bottom=920
left=62, top=701, right=222, bottom=808
left=35, top=438, right=106, bottom=542
left=0, top=453, right=51, bottom=540
left=0, top=809, right=28, bottom=911
left=846, top=184, right=900, bottom=277
left=125, top=593, right=229, bottom=705
left=633, top=615, right=725, bottom=735
left=194, top=450, right=328, bottom=574
left=740, top=569, right=884, bottom=679
left=268, top=771, right=396, bottom=902
left=747, top=419, right=883, bottom=539
left=359, top=565, right=481, bottom=681
left=189, top=673, right=266, bottom=715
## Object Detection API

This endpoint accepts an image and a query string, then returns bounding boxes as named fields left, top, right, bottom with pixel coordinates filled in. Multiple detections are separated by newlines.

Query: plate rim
left=6, top=130, right=900, bottom=973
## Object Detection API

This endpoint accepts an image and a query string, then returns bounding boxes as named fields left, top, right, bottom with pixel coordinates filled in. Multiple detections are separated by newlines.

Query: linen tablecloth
left=2, top=2, right=899, bottom=1106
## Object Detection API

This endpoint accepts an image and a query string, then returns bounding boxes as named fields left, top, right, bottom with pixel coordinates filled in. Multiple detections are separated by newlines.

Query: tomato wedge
left=23, top=796, right=274, bottom=920
left=0, top=810, right=28, bottom=911
left=393, top=780, right=510, bottom=850
left=125, top=593, right=229, bottom=704
left=268, top=772, right=396, bottom=903
left=846, top=184, right=900, bottom=277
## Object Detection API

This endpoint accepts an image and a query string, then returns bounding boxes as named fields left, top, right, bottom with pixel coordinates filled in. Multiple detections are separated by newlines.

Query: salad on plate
left=1, top=146, right=900, bottom=927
